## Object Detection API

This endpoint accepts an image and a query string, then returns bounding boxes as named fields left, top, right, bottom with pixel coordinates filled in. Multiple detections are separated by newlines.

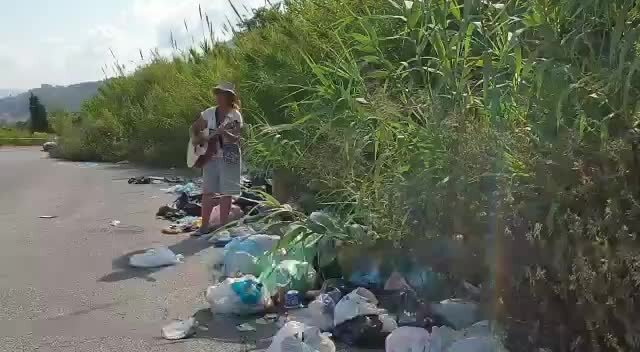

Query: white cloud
left=1, top=0, right=268, bottom=89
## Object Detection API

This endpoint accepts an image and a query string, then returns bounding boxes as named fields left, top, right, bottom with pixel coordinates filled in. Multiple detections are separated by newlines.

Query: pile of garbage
left=136, top=176, right=507, bottom=352
left=195, top=222, right=507, bottom=352
left=127, top=175, right=264, bottom=234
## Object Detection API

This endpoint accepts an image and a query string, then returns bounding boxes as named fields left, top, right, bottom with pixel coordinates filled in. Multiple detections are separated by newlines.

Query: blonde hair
left=215, top=88, right=240, bottom=110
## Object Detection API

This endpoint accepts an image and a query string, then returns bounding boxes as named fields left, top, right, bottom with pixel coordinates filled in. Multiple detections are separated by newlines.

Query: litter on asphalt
left=161, top=318, right=197, bottom=340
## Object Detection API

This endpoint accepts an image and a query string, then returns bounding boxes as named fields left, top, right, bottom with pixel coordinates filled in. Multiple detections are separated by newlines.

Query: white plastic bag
left=385, top=326, right=431, bottom=352
left=129, top=247, right=184, bottom=268
left=334, top=288, right=381, bottom=326
left=430, top=326, right=462, bottom=352
left=309, top=294, right=336, bottom=331
left=205, top=275, right=270, bottom=315
left=267, top=321, right=336, bottom=352
left=379, top=313, right=399, bottom=333
left=431, top=299, right=479, bottom=329
left=222, top=234, right=281, bottom=276
left=161, top=318, right=196, bottom=340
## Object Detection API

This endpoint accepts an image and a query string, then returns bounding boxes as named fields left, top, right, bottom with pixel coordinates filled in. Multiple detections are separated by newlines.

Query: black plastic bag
left=333, top=315, right=387, bottom=348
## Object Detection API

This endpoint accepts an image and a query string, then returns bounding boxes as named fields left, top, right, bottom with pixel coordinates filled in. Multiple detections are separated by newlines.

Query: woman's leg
left=197, top=159, right=221, bottom=234
left=219, top=195, right=232, bottom=225
left=201, top=193, right=217, bottom=229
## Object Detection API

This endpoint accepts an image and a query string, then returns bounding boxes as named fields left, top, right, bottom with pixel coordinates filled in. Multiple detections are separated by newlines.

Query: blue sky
left=0, top=0, right=266, bottom=90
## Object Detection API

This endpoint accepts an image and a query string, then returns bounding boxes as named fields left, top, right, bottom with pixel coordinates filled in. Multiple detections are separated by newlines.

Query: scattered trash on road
left=161, top=318, right=196, bottom=340
left=42, top=141, right=57, bottom=152
left=78, top=162, right=99, bottom=168
left=236, top=323, right=256, bottom=332
left=129, top=246, right=184, bottom=268
left=110, top=220, right=121, bottom=227
left=267, top=321, right=336, bottom=352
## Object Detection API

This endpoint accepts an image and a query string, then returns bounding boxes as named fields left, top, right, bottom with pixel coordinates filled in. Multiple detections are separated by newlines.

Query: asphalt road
left=0, top=147, right=279, bottom=352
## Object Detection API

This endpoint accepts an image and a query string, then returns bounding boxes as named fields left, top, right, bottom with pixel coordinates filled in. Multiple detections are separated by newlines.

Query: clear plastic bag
left=334, top=288, right=381, bottom=326
left=129, top=247, right=183, bottom=268
left=385, top=326, right=431, bottom=352
left=267, top=321, right=336, bottom=352
left=309, top=293, right=336, bottom=331
left=205, top=275, right=271, bottom=315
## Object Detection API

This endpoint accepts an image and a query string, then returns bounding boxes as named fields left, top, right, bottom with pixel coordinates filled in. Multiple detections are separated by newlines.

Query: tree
left=28, top=92, right=49, bottom=133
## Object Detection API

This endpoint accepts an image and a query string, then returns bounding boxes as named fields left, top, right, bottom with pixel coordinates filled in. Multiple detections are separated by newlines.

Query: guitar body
left=186, top=129, right=219, bottom=168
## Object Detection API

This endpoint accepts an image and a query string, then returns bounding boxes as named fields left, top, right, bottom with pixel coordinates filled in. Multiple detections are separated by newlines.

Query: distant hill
left=0, top=81, right=103, bottom=122
left=0, top=89, right=23, bottom=98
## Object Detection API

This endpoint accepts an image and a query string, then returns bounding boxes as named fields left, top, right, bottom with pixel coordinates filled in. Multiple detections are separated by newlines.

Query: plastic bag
left=379, top=313, right=399, bottom=333
left=267, top=321, right=336, bottom=352
left=309, top=293, right=336, bottom=331
left=430, top=299, right=479, bottom=330
left=333, top=315, right=386, bottom=348
left=161, top=318, right=196, bottom=340
left=385, top=326, right=431, bottom=352
left=210, top=205, right=244, bottom=227
left=259, top=259, right=317, bottom=297
left=334, top=288, right=381, bottom=326
left=129, top=247, right=184, bottom=268
left=429, top=325, right=462, bottom=352
left=206, top=275, right=271, bottom=315
left=223, top=235, right=280, bottom=277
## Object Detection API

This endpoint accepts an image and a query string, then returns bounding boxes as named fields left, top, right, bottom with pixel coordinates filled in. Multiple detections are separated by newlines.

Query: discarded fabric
left=431, top=299, right=479, bottom=330
left=267, top=321, right=336, bottom=352
left=161, top=318, right=196, bottom=340
left=156, top=205, right=187, bottom=221
left=174, top=192, right=201, bottom=216
left=128, top=176, right=151, bottom=184
left=129, top=246, right=184, bottom=268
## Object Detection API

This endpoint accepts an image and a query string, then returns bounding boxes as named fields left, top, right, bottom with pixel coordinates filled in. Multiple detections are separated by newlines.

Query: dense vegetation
left=56, top=0, right=640, bottom=350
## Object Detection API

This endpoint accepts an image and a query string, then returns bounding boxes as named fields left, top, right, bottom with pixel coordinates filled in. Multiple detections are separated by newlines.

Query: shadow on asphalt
left=179, top=308, right=276, bottom=350
left=98, top=237, right=212, bottom=283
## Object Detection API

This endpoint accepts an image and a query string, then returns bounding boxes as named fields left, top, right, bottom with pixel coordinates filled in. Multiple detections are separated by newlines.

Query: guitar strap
left=212, top=107, right=224, bottom=151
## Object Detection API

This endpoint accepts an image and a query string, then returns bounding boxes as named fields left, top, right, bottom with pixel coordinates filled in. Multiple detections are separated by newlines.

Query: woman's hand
left=192, top=133, right=207, bottom=145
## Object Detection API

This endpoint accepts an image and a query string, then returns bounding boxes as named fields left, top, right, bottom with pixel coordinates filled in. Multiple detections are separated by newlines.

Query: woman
left=190, top=82, right=243, bottom=236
